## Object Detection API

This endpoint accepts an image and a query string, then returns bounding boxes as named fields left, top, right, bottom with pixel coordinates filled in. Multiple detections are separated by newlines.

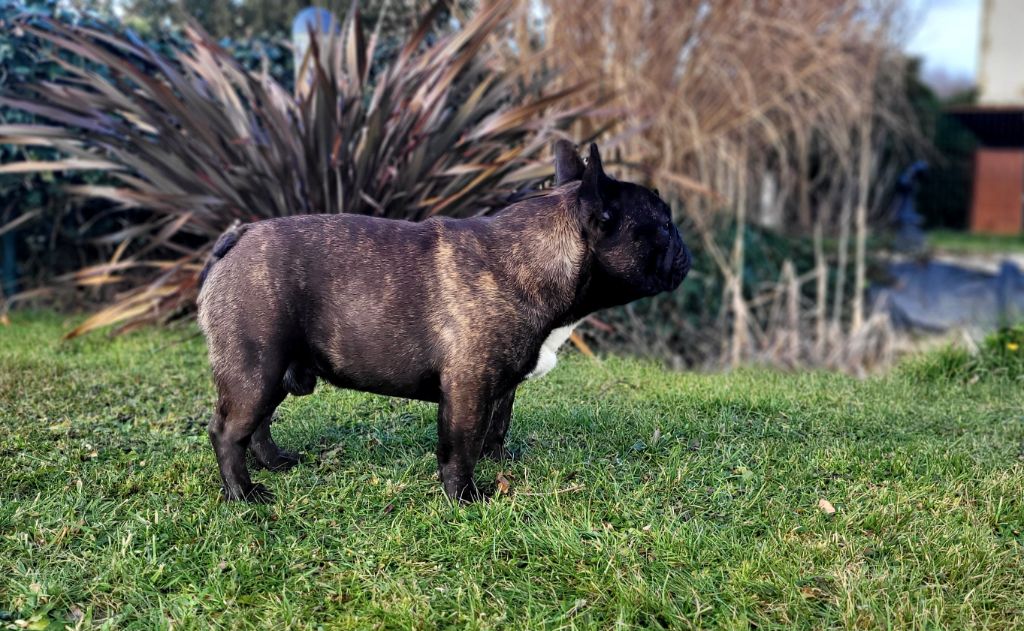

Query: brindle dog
left=197, top=142, right=690, bottom=502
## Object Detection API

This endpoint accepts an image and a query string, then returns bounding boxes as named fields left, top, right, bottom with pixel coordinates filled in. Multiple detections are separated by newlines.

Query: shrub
left=1, top=0, right=586, bottom=336
left=0, top=0, right=121, bottom=293
left=0, top=0, right=294, bottom=297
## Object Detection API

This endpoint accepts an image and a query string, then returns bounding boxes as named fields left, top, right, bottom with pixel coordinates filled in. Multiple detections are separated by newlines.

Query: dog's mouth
left=658, top=238, right=691, bottom=291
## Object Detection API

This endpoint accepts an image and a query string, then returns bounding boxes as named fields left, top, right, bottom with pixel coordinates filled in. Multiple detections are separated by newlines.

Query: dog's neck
left=487, top=185, right=589, bottom=329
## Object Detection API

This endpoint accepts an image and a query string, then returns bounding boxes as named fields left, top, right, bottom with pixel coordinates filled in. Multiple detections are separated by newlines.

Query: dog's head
left=555, top=141, right=691, bottom=307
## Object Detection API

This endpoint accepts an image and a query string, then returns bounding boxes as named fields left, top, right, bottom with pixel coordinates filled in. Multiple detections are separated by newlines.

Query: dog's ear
left=554, top=140, right=585, bottom=185
left=579, top=143, right=614, bottom=227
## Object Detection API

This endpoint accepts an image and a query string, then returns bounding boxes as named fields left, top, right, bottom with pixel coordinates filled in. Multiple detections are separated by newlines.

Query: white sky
left=904, top=0, right=981, bottom=81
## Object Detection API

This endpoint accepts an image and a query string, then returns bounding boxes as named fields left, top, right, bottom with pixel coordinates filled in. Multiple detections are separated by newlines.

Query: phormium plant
left=0, top=0, right=589, bottom=337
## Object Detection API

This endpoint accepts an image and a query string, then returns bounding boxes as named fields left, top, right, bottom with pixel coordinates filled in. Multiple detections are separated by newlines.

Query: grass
left=927, top=230, right=1024, bottom=256
left=2, top=313, right=1024, bottom=629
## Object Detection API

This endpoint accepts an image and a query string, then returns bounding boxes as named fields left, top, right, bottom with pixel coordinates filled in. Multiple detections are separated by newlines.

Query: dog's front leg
left=436, top=378, right=492, bottom=502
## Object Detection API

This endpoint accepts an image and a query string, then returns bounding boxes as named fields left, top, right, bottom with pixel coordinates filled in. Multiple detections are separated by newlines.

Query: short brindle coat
left=198, top=142, right=690, bottom=502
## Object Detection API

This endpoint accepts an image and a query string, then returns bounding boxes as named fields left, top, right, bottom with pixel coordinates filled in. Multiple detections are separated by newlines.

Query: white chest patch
left=526, top=321, right=581, bottom=380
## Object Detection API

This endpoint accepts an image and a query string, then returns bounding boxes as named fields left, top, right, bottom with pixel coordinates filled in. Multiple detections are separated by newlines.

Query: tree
left=118, top=0, right=454, bottom=38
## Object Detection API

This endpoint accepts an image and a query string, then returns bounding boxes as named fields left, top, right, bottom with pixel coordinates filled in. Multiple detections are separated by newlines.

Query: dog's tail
left=199, top=221, right=248, bottom=287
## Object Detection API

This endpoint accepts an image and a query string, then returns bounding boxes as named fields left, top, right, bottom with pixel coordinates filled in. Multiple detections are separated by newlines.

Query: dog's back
left=199, top=213, right=456, bottom=400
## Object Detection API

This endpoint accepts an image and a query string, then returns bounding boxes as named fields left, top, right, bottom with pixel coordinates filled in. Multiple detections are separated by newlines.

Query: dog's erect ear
left=554, top=140, right=585, bottom=185
left=579, top=143, right=614, bottom=226
left=581, top=143, right=607, bottom=197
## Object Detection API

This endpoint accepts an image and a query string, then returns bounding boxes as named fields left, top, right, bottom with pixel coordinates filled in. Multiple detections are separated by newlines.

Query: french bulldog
left=197, top=141, right=690, bottom=502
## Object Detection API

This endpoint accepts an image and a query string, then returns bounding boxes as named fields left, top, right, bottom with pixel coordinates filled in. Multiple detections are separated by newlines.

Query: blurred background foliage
left=106, top=0, right=453, bottom=41
left=1, top=0, right=585, bottom=337
left=0, top=0, right=982, bottom=370
left=1, top=0, right=119, bottom=297
left=0, top=0, right=295, bottom=297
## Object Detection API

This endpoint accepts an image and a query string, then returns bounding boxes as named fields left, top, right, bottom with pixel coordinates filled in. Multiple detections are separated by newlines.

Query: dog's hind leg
left=248, top=361, right=312, bottom=471
left=250, top=413, right=300, bottom=472
left=208, top=369, right=285, bottom=503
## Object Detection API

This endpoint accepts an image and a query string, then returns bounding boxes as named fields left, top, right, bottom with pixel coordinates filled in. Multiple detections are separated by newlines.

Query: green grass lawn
left=2, top=314, right=1023, bottom=629
left=927, top=230, right=1024, bottom=256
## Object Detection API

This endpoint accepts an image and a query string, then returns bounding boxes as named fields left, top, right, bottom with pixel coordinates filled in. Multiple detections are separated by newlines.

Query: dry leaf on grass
left=818, top=498, right=836, bottom=514
left=496, top=473, right=511, bottom=495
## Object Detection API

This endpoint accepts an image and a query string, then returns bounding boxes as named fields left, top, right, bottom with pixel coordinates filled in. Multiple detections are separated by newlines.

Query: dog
left=197, top=141, right=690, bottom=502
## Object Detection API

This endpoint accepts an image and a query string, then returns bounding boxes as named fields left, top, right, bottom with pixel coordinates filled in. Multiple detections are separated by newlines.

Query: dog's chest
left=525, top=321, right=581, bottom=379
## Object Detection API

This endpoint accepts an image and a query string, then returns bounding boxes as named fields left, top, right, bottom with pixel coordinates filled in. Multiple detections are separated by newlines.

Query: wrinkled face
left=588, top=181, right=691, bottom=299
left=553, top=141, right=690, bottom=307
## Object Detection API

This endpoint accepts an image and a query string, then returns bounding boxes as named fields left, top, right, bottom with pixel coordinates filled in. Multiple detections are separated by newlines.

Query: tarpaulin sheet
left=873, top=260, right=1024, bottom=333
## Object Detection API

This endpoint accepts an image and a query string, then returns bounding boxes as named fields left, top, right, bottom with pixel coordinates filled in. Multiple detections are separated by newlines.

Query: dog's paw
left=263, top=450, right=301, bottom=472
left=442, top=478, right=483, bottom=504
left=222, top=482, right=275, bottom=504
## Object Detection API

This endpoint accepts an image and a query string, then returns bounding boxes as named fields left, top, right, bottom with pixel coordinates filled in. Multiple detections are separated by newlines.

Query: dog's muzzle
left=660, top=237, right=691, bottom=291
